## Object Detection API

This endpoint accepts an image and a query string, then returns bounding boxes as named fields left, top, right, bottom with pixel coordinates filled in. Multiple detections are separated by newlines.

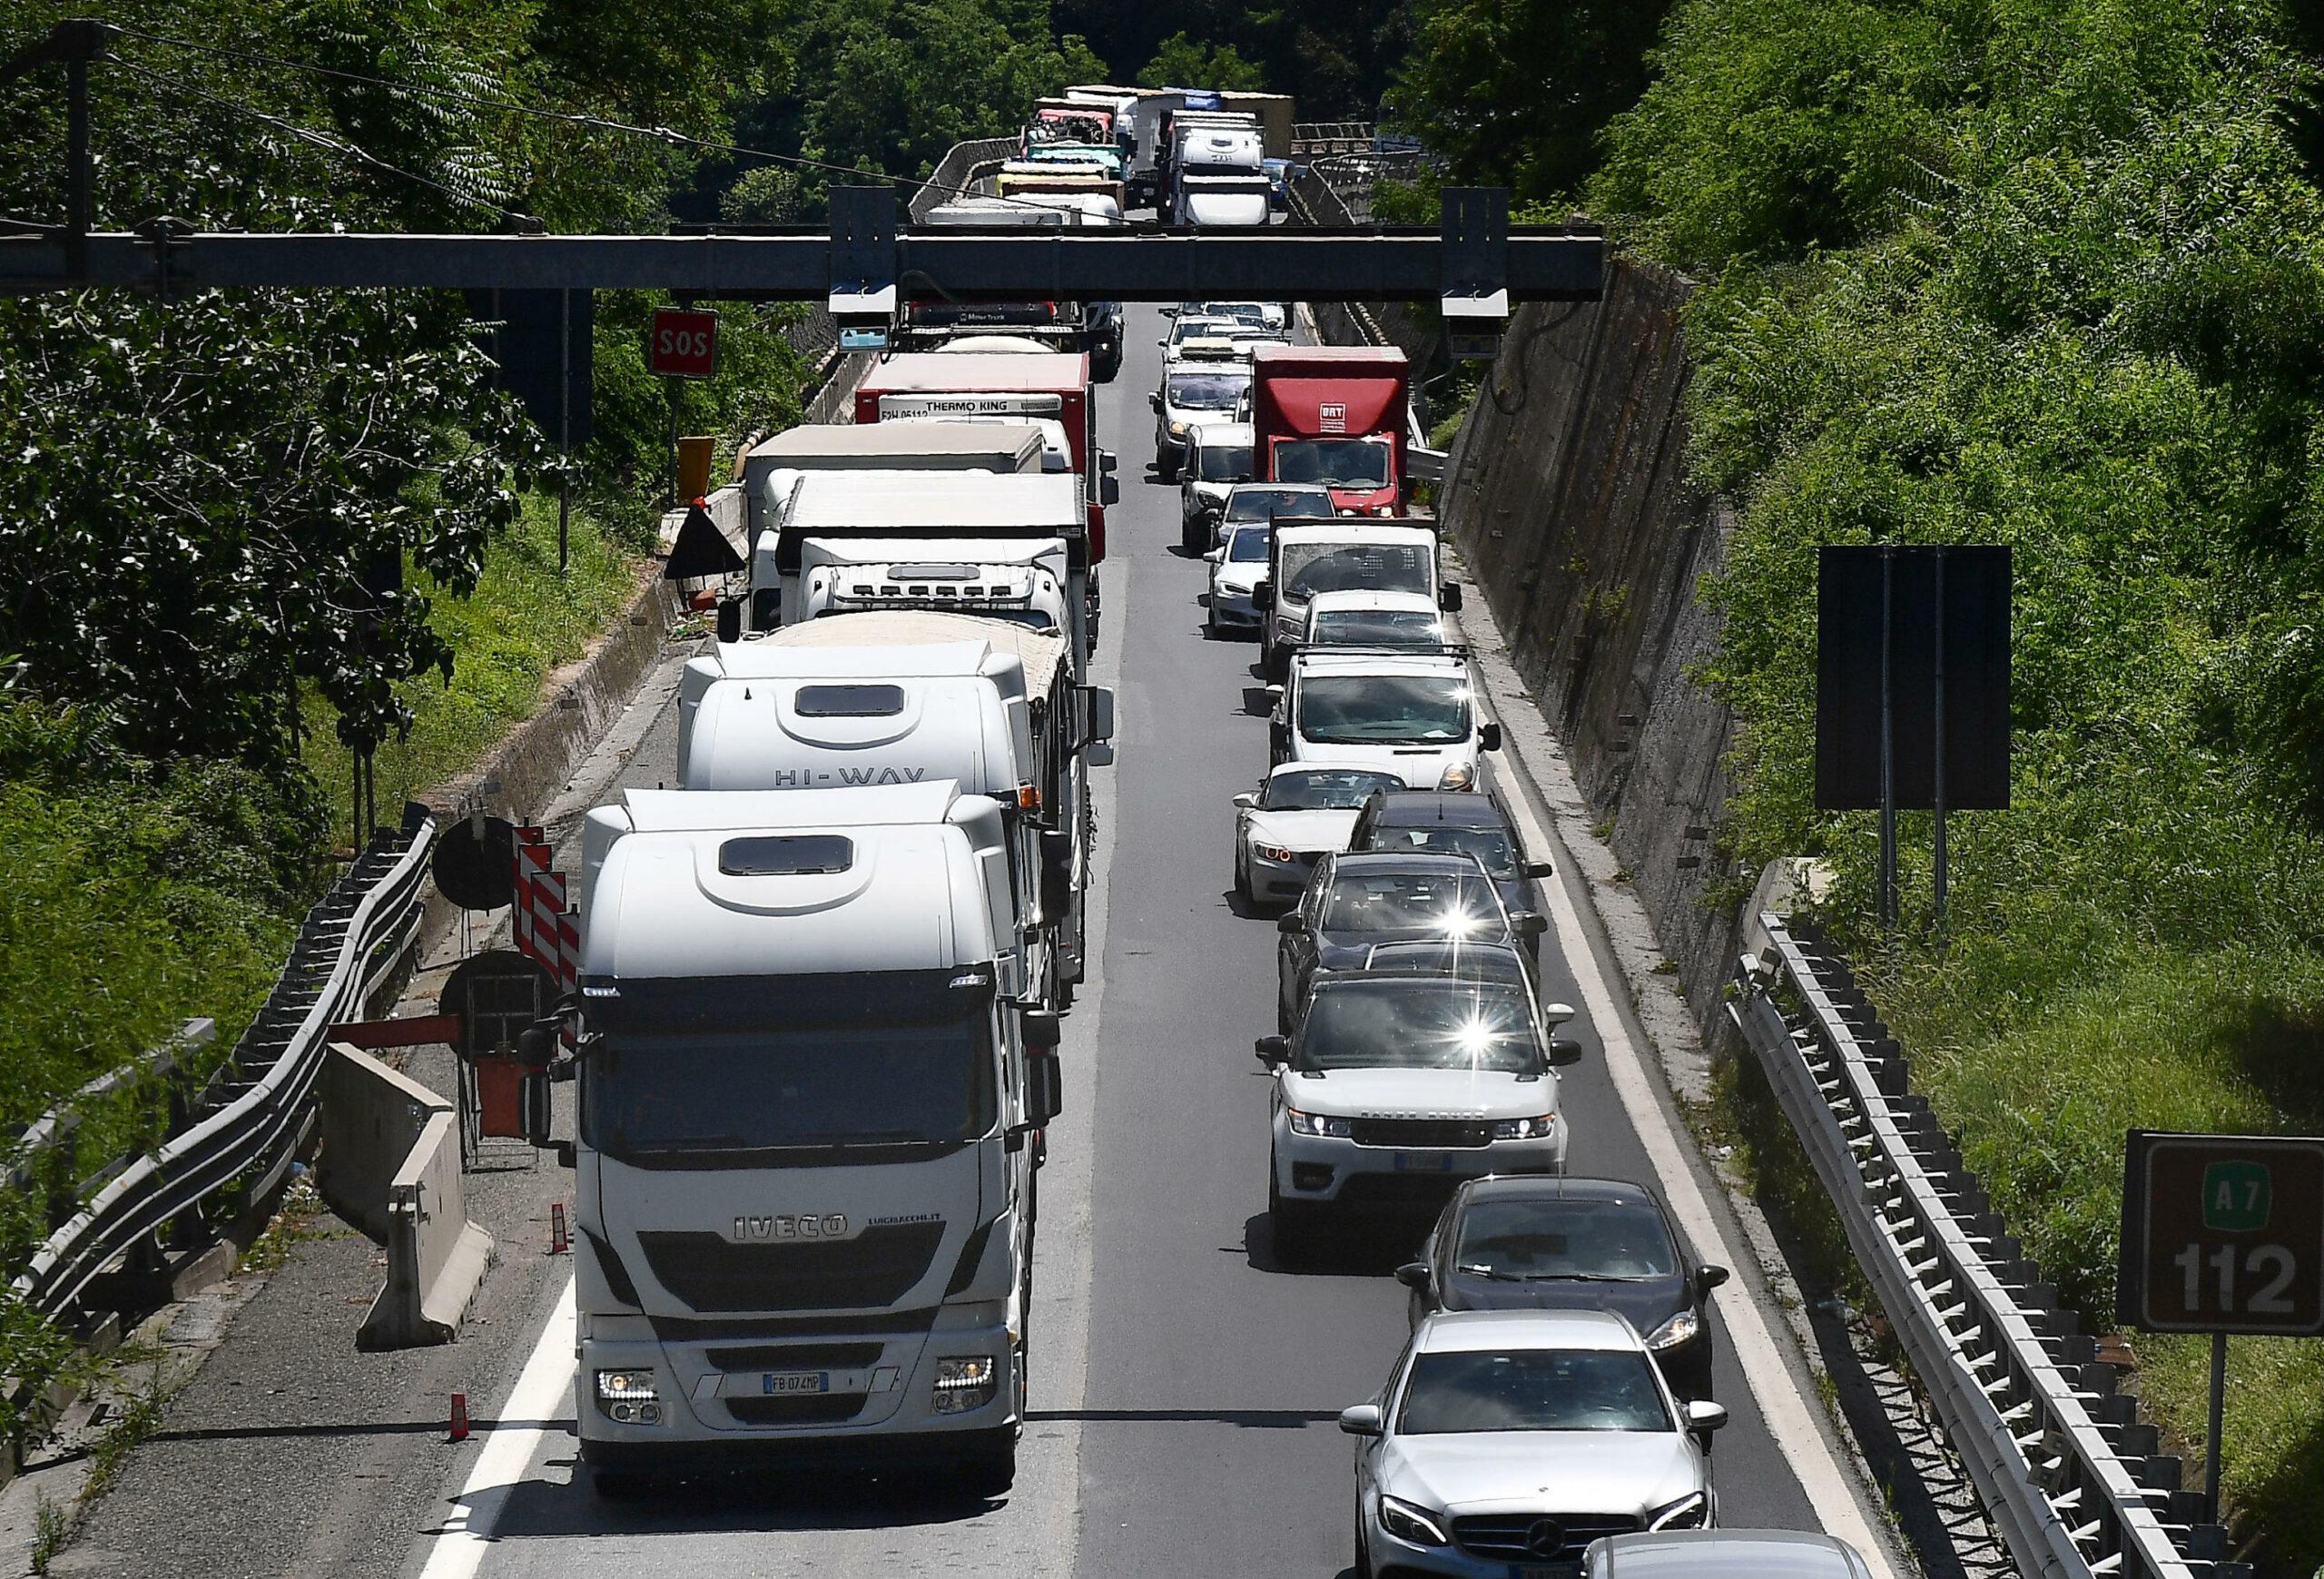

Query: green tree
left=1137, top=30, right=1266, bottom=91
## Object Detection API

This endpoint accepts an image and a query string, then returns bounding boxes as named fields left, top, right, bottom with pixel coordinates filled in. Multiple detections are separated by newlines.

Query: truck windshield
left=1196, top=445, right=1256, bottom=482
left=1168, top=372, right=1249, bottom=410
left=1297, top=978, right=1542, bottom=1075
left=1298, top=675, right=1469, bottom=744
left=1273, top=437, right=1393, bottom=490
left=581, top=972, right=997, bottom=1161
left=1278, top=542, right=1431, bottom=600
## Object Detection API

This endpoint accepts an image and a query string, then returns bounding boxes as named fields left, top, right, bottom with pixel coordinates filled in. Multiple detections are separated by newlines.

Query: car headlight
left=1378, top=1494, right=1450, bottom=1546
left=595, top=1369, right=664, bottom=1425
left=932, top=1355, right=1000, bottom=1415
left=1491, top=1112, right=1558, bottom=1140
left=1438, top=763, right=1475, bottom=791
left=1648, top=1490, right=1709, bottom=1530
left=1253, top=842, right=1297, bottom=864
left=1646, top=1309, right=1701, bottom=1351
left=1285, top=1108, right=1352, bottom=1138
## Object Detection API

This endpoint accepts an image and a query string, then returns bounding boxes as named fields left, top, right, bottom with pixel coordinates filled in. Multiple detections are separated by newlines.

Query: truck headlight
left=1378, top=1494, right=1450, bottom=1546
left=1167, top=419, right=1188, bottom=437
left=1438, top=764, right=1475, bottom=791
left=1491, top=1113, right=1557, bottom=1140
left=932, top=1355, right=999, bottom=1414
left=1285, top=1108, right=1352, bottom=1138
left=596, top=1369, right=664, bottom=1425
left=1646, top=1309, right=1700, bottom=1351
left=1648, top=1491, right=1709, bottom=1529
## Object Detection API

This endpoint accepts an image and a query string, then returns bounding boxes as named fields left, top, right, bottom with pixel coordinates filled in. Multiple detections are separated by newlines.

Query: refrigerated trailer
left=740, top=421, right=1047, bottom=546
left=556, top=781, right=1062, bottom=1496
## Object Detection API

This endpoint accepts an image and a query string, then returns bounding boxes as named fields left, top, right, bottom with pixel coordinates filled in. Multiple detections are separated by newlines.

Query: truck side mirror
left=521, top=1068, right=556, bottom=1150
left=1100, top=449, right=1119, bottom=472
left=1028, top=1047, right=1063, bottom=1125
left=1479, top=722, right=1502, bottom=753
left=1101, top=473, right=1121, bottom=506
left=751, top=587, right=782, bottom=631
left=1254, top=1035, right=1290, bottom=1068
left=1439, top=581, right=1463, bottom=612
left=1251, top=580, right=1274, bottom=610
left=1021, top=1009, right=1063, bottom=1049
left=715, top=598, right=743, bottom=645
left=1079, top=685, right=1117, bottom=745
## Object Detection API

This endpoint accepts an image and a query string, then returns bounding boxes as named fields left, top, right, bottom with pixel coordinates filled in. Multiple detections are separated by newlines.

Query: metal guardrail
left=908, top=137, right=1021, bottom=223
left=11, top=804, right=437, bottom=1323
left=1730, top=913, right=2247, bottom=1579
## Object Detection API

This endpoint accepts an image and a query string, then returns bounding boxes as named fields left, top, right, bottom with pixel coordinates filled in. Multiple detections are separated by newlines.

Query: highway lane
left=407, top=304, right=1827, bottom=1579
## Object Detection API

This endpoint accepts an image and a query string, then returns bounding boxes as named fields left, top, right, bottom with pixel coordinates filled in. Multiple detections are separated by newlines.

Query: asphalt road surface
left=401, top=306, right=1834, bottom=1579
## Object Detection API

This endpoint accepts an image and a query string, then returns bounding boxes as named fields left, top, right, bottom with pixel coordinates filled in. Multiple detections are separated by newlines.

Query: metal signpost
left=2118, top=1131, right=2324, bottom=1515
left=647, top=306, right=719, bottom=504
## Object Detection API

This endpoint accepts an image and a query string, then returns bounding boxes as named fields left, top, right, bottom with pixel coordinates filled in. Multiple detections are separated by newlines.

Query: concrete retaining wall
left=318, top=1045, right=495, bottom=1348
left=1437, top=259, right=1746, bottom=1036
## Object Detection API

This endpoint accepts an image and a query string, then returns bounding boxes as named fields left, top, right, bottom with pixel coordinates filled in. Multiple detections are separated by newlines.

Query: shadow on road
left=1239, top=1211, right=1423, bottom=1278
left=472, top=1456, right=1005, bottom=1539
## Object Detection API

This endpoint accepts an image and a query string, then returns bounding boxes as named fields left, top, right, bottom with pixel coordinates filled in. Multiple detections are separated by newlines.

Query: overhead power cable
left=104, top=53, right=530, bottom=224
left=98, top=21, right=1085, bottom=220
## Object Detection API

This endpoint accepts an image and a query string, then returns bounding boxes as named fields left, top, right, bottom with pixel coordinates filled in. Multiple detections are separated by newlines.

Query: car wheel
left=1181, top=515, right=1204, bottom=554
left=1206, top=605, right=1219, bottom=637
left=1235, top=853, right=1252, bottom=904
left=1269, top=1174, right=1321, bottom=1267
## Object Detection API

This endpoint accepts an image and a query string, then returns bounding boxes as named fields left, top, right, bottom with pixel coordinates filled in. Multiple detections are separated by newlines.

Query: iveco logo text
left=732, top=1214, right=849, bottom=1240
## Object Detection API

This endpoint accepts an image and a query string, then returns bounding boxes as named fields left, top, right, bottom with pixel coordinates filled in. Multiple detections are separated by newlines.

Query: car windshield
left=1278, top=542, right=1432, bottom=600
left=1226, top=488, right=1331, bottom=522
left=1320, top=869, right=1504, bottom=935
left=1298, top=675, right=1469, bottom=744
left=1313, top=609, right=1444, bottom=646
left=581, top=972, right=996, bottom=1159
left=1226, top=528, right=1271, bottom=563
left=1274, top=436, right=1393, bottom=490
left=1454, top=1197, right=1679, bottom=1280
left=1168, top=371, right=1249, bottom=410
left=1265, top=767, right=1405, bottom=810
left=1298, top=978, right=1541, bottom=1074
left=1196, top=444, right=1255, bottom=481
left=1170, top=319, right=1239, bottom=344
left=1398, top=1348, right=1672, bottom=1435
left=1365, top=824, right=1518, bottom=877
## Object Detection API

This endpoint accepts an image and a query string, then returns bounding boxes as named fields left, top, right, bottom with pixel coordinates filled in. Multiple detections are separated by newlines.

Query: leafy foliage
left=1054, top=0, right=1409, bottom=117
left=1138, top=31, right=1268, bottom=91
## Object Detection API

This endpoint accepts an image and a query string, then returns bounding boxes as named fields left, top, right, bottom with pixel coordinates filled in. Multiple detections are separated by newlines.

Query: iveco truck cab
left=676, top=613, right=1111, bottom=1004
left=555, top=783, right=1061, bottom=1497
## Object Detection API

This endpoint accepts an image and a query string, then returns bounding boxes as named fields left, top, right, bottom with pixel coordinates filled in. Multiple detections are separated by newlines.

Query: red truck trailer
left=1250, top=345, right=1410, bottom=515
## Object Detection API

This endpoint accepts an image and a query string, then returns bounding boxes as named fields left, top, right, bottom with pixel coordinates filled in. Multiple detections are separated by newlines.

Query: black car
left=1275, top=851, right=1545, bottom=1032
left=1397, top=1175, right=1729, bottom=1398
left=1346, top=789, right=1552, bottom=933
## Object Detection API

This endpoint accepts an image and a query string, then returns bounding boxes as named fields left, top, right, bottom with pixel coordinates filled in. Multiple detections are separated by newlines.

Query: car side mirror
left=1275, top=913, right=1303, bottom=935
left=1232, top=792, right=1258, bottom=809
left=1479, top=722, right=1503, bottom=753
left=1543, top=1001, right=1577, bottom=1026
left=1512, top=912, right=1548, bottom=939
left=1204, top=547, right=1224, bottom=562
left=1394, top=1261, right=1432, bottom=1292
left=1148, top=391, right=1162, bottom=410
left=1337, top=1404, right=1384, bottom=1437
left=1685, top=1399, right=1729, bottom=1438
left=520, top=1069, right=556, bottom=1150
left=1021, top=1008, right=1063, bottom=1049
left=1251, top=581, right=1274, bottom=610
left=1698, top=1264, right=1731, bottom=1292
left=1254, top=1034, right=1290, bottom=1068
left=1546, top=1038, right=1584, bottom=1068
left=1439, top=581, right=1463, bottom=612
left=1265, top=683, right=1285, bottom=700
left=1524, top=861, right=1554, bottom=879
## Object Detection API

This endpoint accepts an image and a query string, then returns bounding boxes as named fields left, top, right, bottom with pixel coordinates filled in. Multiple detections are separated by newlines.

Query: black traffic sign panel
left=2118, top=1130, right=2324, bottom=1336
left=437, top=949, right=557, bottom=1061
left=432, top=814, right=517, bottom=912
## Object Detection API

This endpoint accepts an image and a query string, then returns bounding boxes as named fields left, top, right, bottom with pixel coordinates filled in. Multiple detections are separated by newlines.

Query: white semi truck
left=749, top=470, right=1100, bottom=677
left=675, top=612, right=1110, bottom=1004
left=535, top=782, right=1061, bottom=1497
left=738, top=420, right=1047, bottom=549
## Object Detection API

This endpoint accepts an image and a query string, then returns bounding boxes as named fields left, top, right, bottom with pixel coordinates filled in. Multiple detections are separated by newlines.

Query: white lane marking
left=416, top=1278, right=576, bottom=1579
left=1485, top=708, right=1899, bottom=1572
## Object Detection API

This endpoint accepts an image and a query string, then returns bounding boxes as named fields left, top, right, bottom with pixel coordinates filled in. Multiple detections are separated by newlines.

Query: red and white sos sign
left=647, top=307, right=719, bottom=379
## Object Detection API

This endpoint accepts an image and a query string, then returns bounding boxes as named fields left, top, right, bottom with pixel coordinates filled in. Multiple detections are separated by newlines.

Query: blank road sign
left=1816, top=545, right=2011, bottom=811
left=2118, top=1131, right=2324, bottom=1336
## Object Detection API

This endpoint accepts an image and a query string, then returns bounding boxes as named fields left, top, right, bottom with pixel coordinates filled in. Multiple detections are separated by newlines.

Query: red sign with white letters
left=647, top=307, right=719, bottom=379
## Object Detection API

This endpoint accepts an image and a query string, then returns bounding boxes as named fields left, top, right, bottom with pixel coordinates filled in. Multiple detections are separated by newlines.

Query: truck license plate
left=762, top=1371, right=830, bottom=1395
left=1393, top=1153, right=1453, bottom=1172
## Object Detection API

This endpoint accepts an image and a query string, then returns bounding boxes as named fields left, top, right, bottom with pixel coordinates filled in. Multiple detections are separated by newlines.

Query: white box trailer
left=740, top=421, right=1045, bottom=547
left=677, top=611, right=1109, bottom=1002
left=753, top=470, right=1098, bottom=677
left=1065, top=84, right=1184, bottom=205
left=562, top=781, right=1059, bottom=1495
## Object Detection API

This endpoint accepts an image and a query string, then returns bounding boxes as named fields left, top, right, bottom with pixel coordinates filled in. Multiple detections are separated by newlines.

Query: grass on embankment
left=303, top=488, right=649, bottom=844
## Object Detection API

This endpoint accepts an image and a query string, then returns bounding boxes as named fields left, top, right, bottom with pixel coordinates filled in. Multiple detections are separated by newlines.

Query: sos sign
left=2119, top=1131, right=2324, bottom=1336
left=647, top=307, right=719, bottom=379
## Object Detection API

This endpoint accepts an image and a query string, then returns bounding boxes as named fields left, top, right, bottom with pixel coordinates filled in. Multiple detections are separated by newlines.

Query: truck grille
left=1452, top=1514, right=1640, bottom=1563
left=1349, top=1118, right=1492, bottom=1149
left=724, top=1394, right=867, bottom=1427
left=636, top=1223, right=946, bottom=1313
